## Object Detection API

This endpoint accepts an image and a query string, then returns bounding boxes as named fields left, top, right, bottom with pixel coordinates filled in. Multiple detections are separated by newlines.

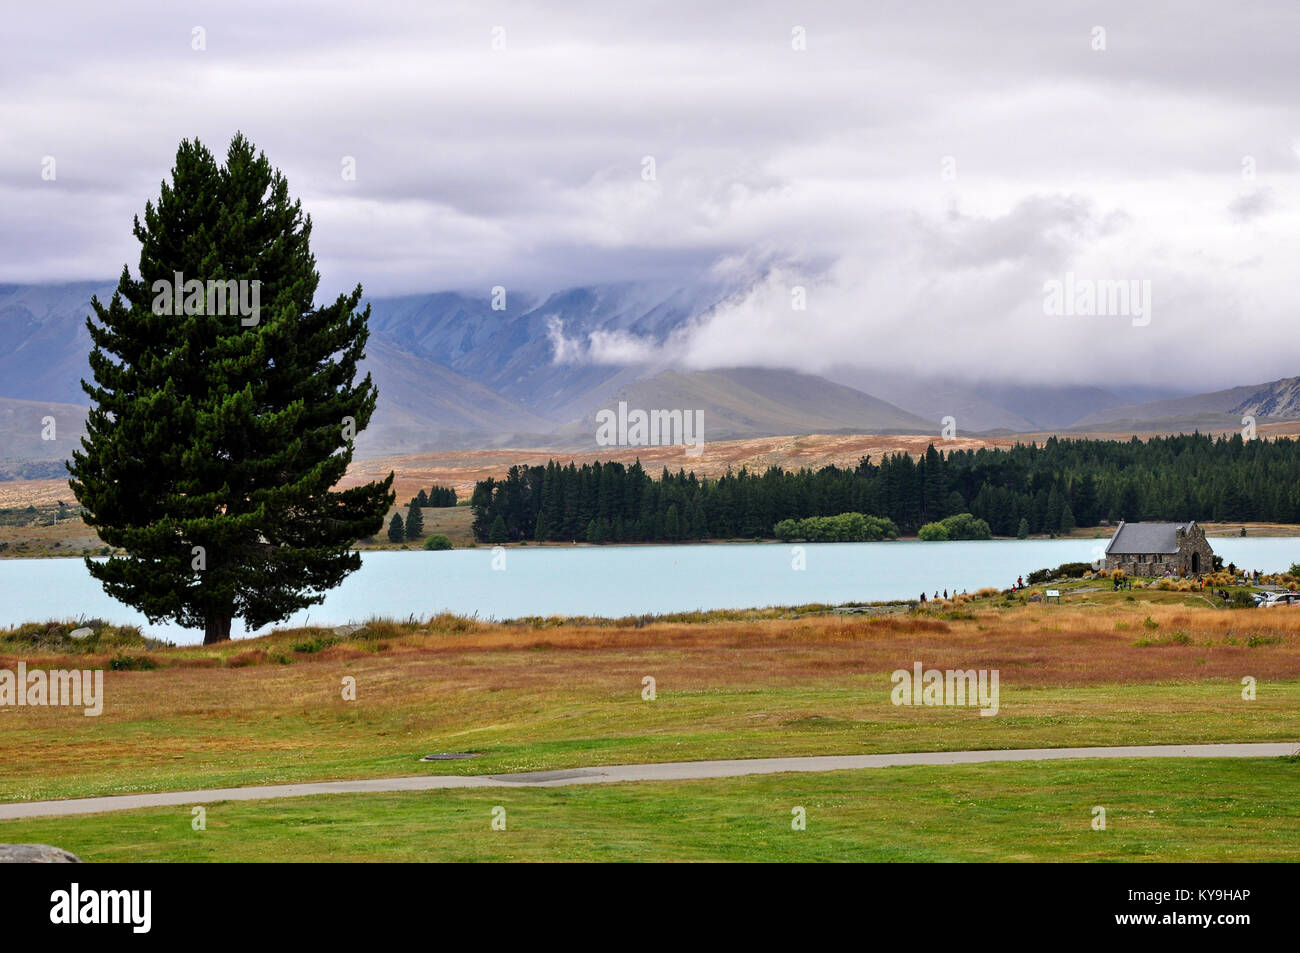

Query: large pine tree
left=404, top=499, right=424, bottom=540
left=69, top=134, right=394, bottom=644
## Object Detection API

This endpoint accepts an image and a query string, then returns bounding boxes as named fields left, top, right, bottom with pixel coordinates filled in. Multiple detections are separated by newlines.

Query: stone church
left=1103, top=521, right=1215, bottom=576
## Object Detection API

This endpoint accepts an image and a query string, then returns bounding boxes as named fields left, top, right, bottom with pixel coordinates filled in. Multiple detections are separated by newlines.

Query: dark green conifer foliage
left=664, top=504, right=680, bottom=540
left=69, top=134, right=394, bottom=644
left=404, top=500, right=424, bottom=539
left=425, top=485, right=457, bottom=507
left=489, top=515, right=509, bottom=543
left=465, top=433, right=1298, bottom=543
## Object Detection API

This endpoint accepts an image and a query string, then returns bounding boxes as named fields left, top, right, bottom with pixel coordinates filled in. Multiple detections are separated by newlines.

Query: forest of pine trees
left=468, top=433, right=1300, bottom=543
left=412, top=485, right=457, bottom=507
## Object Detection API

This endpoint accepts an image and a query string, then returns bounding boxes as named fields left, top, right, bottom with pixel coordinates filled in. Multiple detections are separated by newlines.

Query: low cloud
left=1228, top=188, right=1278, bottom=222
left=4, top=1, right=1300, bottom=389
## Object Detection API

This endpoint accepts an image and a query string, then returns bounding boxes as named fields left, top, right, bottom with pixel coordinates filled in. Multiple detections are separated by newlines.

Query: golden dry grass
left=2, top=597, right=1299, bottom=803
left=0, top=511, right=102, bottom=556
left=9, top=418, right=1300, bottom=511
left=8, top=601, right=1300, bottom=684
left=336, top=432, right=1020, bottom=502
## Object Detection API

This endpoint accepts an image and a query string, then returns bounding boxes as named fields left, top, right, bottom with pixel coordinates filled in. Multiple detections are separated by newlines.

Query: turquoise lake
left=2, top=537, right=1297, bottom=644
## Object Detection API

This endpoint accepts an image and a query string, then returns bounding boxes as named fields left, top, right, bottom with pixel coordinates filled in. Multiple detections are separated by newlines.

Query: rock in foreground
left=0, top=844, right=82, bottom=863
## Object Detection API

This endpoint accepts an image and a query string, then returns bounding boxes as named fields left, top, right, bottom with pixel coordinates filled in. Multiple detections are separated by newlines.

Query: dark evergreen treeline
left=412, top=485, right=457, bottom=507
left=469, top=433, right=1300, bottom=543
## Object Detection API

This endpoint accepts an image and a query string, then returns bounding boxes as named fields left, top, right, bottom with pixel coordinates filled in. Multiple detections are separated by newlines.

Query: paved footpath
left=1, top=742, right=1294, bottom=821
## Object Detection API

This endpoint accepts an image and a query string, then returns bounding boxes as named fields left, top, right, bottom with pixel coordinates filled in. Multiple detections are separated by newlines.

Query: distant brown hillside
left=339, top=421, right=1300, bottom=502
left=10, top=422, right=1300, bottom=510
left=338, top=432, right=1020, bottom=502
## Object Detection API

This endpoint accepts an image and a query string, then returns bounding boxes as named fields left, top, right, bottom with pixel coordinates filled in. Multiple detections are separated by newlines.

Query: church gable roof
left=1105, top=521, right=1195, bottom=555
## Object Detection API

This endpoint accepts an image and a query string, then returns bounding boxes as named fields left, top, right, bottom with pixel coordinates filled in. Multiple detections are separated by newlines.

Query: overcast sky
left=2, top=1, right=1298, bottom=389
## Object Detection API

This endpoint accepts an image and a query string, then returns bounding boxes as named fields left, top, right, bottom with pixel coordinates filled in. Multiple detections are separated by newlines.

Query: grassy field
left=3, top=581, right=1298, bottom=860
left=0, top=503, right=104, bottom=558
left=353, top=503, right=476, bottom=550
left=0, top=758, right=1295, bottom=862
left=0, top=502, right=481, bottom=556
left=3, top=584, right=1299, bottom=801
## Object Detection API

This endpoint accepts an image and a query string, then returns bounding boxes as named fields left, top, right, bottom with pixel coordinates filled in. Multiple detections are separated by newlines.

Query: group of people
left=916, top=568, right=1271, bottom=606
left=918, top=587, right=968, bottom=603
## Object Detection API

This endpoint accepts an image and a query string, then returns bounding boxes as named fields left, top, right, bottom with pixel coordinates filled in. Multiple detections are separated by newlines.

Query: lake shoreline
left=9, top=525, right=1292, bottom=560
left=5, top=537, right=1298, bottom=645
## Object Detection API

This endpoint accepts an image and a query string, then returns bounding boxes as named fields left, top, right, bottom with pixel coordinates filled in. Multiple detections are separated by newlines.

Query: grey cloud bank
left=2, top=0, right=1298, bottom=389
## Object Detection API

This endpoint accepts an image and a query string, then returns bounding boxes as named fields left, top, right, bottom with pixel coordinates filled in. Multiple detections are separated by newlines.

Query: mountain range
left=2, top=279, right=1298, bottom=467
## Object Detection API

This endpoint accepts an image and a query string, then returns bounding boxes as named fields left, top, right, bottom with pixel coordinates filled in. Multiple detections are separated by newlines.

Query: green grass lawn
left=5, top=679, right=1299, bottom=804
left=3, top=757, right=1296, bottom=862
left=5, top=595, right=1299, bottom=863
left=5, top=594, right=1298, bottom=812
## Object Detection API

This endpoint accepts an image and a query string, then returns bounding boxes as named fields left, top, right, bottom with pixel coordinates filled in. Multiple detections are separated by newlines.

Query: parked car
left=1258, top=591, right=1300, bottom=608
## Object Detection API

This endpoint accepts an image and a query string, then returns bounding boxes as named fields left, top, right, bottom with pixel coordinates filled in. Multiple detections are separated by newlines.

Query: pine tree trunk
left=203, top=614, right=232, bottom=645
